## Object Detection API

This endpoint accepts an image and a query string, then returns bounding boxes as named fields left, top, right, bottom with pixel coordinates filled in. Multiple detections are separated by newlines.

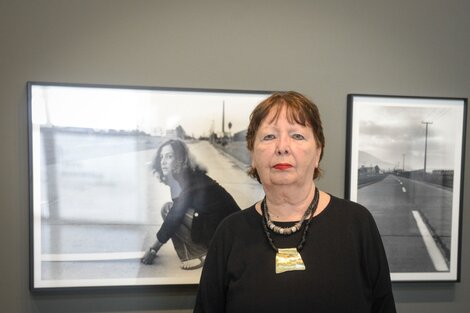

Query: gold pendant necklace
left=276, top=248, right=306, bottom=274
left=261, top=188, right=320, bottom=274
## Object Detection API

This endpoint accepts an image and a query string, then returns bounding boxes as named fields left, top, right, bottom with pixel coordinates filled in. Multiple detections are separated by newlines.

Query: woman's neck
left=262, top=183, right=316, bottom=221
left=166, top=176, right=182, bottom=198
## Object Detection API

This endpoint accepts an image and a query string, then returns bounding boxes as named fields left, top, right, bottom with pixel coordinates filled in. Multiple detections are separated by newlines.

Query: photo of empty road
left=348, top=95, right=465, bottom=281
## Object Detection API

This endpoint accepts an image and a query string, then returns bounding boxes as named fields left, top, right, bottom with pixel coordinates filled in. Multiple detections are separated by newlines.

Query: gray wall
left=1, top=0, right=469, bottom=312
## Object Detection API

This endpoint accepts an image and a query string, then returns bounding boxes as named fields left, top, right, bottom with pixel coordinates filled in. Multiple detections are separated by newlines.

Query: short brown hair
left=246, top=91, right=325, bottom=181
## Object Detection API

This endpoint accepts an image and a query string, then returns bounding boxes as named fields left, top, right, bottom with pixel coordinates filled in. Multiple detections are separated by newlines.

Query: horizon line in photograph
left=31, top=84, right=270, bottom=139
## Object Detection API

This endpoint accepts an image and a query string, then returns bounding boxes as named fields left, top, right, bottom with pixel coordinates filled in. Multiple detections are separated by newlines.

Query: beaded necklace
left=262, top=187, right=318, bottom=235
left=261, top=187, right=320, bottom=273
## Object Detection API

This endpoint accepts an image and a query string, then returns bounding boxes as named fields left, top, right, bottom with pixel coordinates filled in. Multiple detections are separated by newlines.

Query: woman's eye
left=263, top=134, right=275, bottom=140
left=161, top=154, right=173, bottom=160
left=292, top=133, right=305, bottom=140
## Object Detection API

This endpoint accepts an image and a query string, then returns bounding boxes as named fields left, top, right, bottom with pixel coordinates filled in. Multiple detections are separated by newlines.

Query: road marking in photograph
left=42, top=251, right=145, bottom=262
left=411, top=210, right=449, bottom=271
left=391, top=176, right=406, bottom=192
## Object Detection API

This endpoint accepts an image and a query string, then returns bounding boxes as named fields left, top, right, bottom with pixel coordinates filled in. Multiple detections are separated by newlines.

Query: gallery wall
left=1, top=0, right=469, bottom=312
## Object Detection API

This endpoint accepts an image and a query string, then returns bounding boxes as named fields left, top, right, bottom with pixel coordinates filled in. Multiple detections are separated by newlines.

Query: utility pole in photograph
left=422, top=121, right=433, bottom=174
left=222, top=100, right=225, bottom=136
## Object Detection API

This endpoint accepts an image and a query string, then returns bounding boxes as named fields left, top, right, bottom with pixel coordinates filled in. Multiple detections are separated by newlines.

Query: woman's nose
left=276, top=135, right=290, bottom=155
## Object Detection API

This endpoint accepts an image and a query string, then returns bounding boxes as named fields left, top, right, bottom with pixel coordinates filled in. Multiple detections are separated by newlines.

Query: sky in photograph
left=31, top=85, right=270, bottom=138
left=355, top=97, right=464, bottom=172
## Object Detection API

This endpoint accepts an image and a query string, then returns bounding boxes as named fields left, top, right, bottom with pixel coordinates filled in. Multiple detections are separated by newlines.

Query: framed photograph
left=345, top=94, right=467, bottom=282
left=28, top=82, right=271, bottom=290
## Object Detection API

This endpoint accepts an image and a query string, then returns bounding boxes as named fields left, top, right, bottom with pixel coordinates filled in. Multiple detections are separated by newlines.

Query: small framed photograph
left=28, top=82, right=271, bottom=291
left=345, top=94, right=467, bottom=282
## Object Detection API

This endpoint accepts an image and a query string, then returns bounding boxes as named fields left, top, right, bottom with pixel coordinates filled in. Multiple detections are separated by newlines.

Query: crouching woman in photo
left=141, top=139, right=240, bottom=270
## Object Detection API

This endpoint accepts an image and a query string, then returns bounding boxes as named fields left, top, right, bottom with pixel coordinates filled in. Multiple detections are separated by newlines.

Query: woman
left=194, top=92, right=396, bottom=312
left=141, top=139, right=240, bottom=270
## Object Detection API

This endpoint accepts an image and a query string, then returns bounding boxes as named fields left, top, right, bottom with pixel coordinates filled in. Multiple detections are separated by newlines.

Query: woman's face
left=160, top=144, right=175, bottom=177
left=251, top=106, right=321, bottom=188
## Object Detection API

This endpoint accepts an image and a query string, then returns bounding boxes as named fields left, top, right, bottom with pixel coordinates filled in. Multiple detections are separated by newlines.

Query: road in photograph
left=358, top=174, right=451, bottom=273
left=38, top=132, right=262, bottom=285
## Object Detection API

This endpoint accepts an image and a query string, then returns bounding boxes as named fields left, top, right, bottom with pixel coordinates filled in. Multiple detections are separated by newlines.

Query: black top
left=157, top=172, right=240, bottom=246
left=194, top=195, right=396, bottom=313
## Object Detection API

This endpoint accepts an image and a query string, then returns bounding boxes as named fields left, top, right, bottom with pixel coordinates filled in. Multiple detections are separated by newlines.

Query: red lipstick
left=274, top=163, right=292, bottom=170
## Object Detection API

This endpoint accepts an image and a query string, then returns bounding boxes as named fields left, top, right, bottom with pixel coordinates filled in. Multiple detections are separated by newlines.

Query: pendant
left=275, top=248, right=306, bottom=274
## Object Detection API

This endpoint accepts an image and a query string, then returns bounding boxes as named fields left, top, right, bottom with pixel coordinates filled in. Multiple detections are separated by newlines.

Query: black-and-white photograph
left=345, top=94, right=466, bottom=282
left=28, top=82, right=271, bottom=290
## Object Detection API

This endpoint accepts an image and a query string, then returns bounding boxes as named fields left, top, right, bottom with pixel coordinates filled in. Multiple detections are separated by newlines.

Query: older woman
left=194, top=92, right=396, bottom=312
left=141, top=139, right=240, bottom=270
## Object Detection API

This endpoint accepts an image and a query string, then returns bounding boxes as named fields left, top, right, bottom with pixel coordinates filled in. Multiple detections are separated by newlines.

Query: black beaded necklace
left=261, top=187, right=320, bottom=253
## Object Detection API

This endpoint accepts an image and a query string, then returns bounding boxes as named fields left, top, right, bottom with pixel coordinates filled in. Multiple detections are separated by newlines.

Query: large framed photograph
left=345, top=94, right=467, bottom=282
left=28, top=82, right=271, bottom=290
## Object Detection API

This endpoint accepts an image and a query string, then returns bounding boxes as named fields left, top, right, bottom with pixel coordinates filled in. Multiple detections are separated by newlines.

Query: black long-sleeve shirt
left=194, top=195, right=396, bottom=313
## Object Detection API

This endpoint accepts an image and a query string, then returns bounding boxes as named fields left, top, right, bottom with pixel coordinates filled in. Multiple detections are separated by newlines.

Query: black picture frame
left=345, top=94, right=466, bottom=282
left=28, top=81, right=271, bottom=291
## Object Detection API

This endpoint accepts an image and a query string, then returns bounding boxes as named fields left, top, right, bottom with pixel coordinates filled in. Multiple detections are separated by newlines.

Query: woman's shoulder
left=328, top=194, right=365, bottom=209
left=326, top=194, right=375, bottom=222
left=179, top=171, right=215, bottom=190
left=207, top=204, right=258, bottom=249
left=214, top=204, right=258, bottom=232
left=317, top=195, right=380, bottom=239
left=222, top=204, right=258, bottom=223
